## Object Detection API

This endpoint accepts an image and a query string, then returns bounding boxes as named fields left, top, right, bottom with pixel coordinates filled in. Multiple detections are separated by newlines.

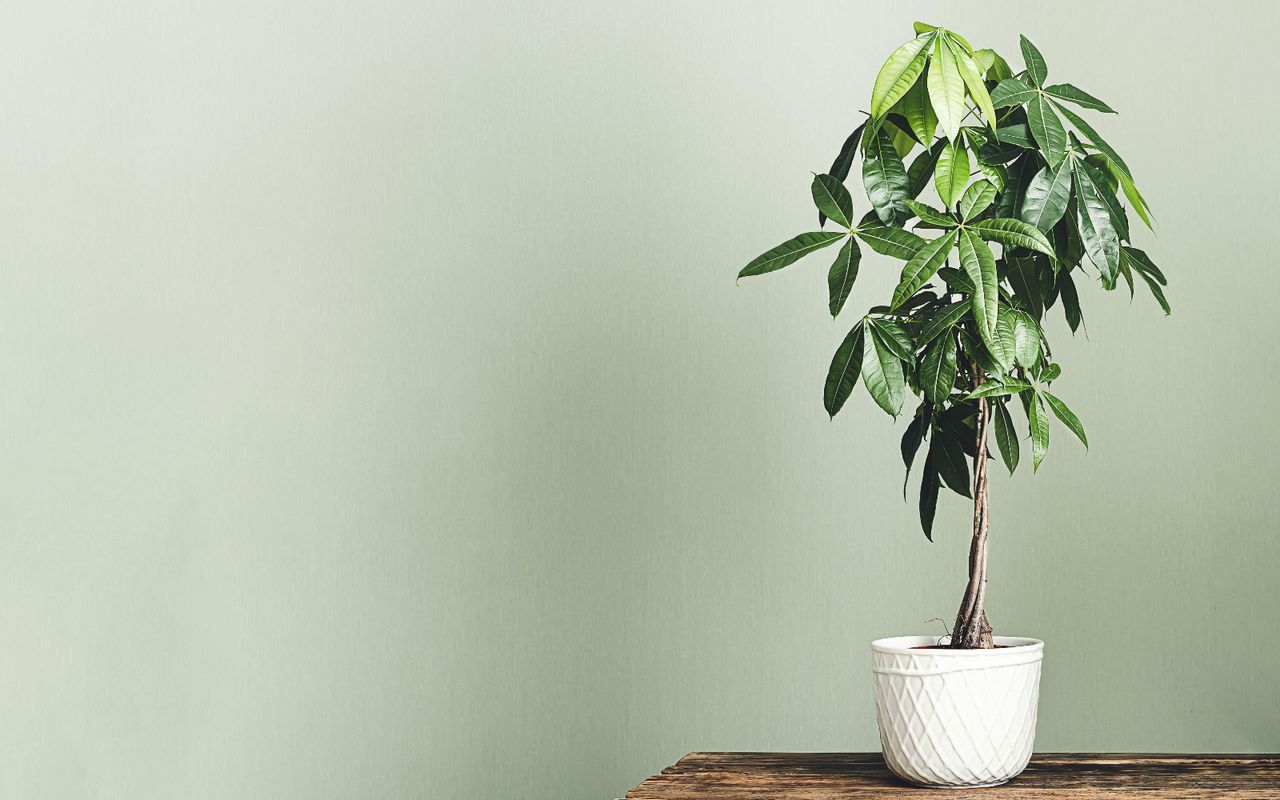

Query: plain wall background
left=1, top=1, right=1277, bottom=797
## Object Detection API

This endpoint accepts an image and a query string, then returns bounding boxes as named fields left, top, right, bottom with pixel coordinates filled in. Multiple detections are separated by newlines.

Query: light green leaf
left=862, top=129, right=910, bottom=225
left=891, top=232, right=955, bottom=308
left=870, top=34, right=934, bottom=120
left=1052, top=101, right=1132, bottom=177
left=934, top=141, right=971, bottom=209
left=1043, top=83, right=1115, bottom=113
left=927, top=35, right=966, bottom=141
left=811, top=174, right=853, bottom=229
left=739, top=231, right=846, bottom=278
left=1019, top=35, right=1048, bottom=86
left=992, top=401, right=1020, bottom=474
left=856, top=223, right=926, bottom=260
left=862, top=323, right=906, bottom=417
left=957, top=229, right=999, bottom=345
left=1073, top=162, right=1121, bottom=285
left=1096, top=154, right=1154, bottom=229
left=1010, top=308, right=1041, bottom=367
left=950, top=39, right=997, bottom=128
left=827, top=237, right=862, bottom=317
left=921, top=335, right=958, bottom=404
left=1027, top=391, right=1049, bottom=471
left=823, top=322, right=865, bottom=417
left=992, top=310, right=1017, bottom=372
left=900, top=76, right=938, bottom=145
left=959, top=179, right=997, bottom=221
left=969, top=218, right=1056, bottom=259
left=1019, top=158, right=1072, bottom=233
left=916, top=300, right=970, bottom=346
left=989, top=77, right=1038, bottom=108
left=967, top=378, right=1033, bottom=399
left=1043, top=391, right=1088, bottom=448
left=1026, top=92, right=1066, bottom=166
left=913, top=21, right=940, bottom=35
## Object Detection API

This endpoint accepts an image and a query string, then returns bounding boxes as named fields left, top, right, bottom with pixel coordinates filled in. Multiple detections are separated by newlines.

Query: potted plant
left=737, top=23, right=1167, bottom=788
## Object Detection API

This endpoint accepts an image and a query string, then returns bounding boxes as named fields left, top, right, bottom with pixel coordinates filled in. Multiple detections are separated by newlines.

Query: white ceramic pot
left=871, top=635, right=1044, bottom=788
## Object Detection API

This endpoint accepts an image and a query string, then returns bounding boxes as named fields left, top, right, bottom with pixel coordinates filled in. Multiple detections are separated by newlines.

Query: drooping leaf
left=1043, top=83, right=1115, bottom=113
left=823, top=321, right=865, bottom=417
left=1058, top=268, right=1083, bottom=332
left=950, top=39, right=997, bottom=129
left=901, top=404, right=929, bottom=496
left=827, top=237, right=862, bottom=317
left=871, top=319, right=916, bottom=362
left=958, top=179, right=997, bottom=221
left=934, top=141, right=971, bottom=209
left=932, top=430, right=972, bottom=498
left=862, top=323, right=906, bottom=417
left=1005, top=255, right=1045, bottom=320
left=900, top=76, right=938, bottom=145
left=918, top=450, right=940, bottom=540
left=967, top=378, right=1033, bottom=399
left=870, top=34, right=934, bottom=120
left=937, top=266, right=975, bottom=294
left=916, top=300, right=970, bottom=346
left=1019, top=35, right=1048, bottom=86
left=991, top=400, right=1020, bottom=474
left=921, top=334, right=958, bottom=404
left=891, top=231, right=955, bottom=308
left=957, top=229, right=999, bottom=346
left=903, top=199, right=955, bottom=227
left=1026, top=92, right=1066, bottom=166
left=1052, top=101, right=1132, bottom=178
left=862, top=129, right=910, bottom=225
left=739, top=231, right=846, bottom=278
left=1027, top=390, right=1049, bottom=471
left=1073, top=162, right=1121, bottom=285
left=820, top=122, right=867, bottom=227
left=1123, top=247, right=1171, bottom=314
left=991, top=311, right=1017, bottom=373
left=856, top=222, right=926, bottom=259
left=1095, top=153, right=1154, bottom=229
left=990, top=77, right=1038, bottom=108
left=1043, top=391, right=1088, bottom=449
left=1009, top=308, right=1041, bottom=367
left=811, top=173, right=854, bottom=229
left=906, top=139, right=946, bottom=199
left=927, top=35, right=966, bottom=141
left=1122, top=246, right=1167, bottom=285
left=1076, top=158, right=1129, bottom=241
left=1020, top=158, right=1072, bottom=233
left=969, top=217, right=1056, bottom=259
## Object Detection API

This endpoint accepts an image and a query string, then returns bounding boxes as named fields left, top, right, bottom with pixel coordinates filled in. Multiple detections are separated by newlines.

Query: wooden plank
left=625, top=753, right=1280, bottom=799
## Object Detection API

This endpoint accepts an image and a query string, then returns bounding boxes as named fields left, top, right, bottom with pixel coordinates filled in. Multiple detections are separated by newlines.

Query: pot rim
left=871, top=634, right=1044, bottom=655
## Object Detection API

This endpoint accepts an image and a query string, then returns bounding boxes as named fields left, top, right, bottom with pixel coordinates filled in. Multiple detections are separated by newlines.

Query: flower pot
left=871, top=635, right=1044, bottom=788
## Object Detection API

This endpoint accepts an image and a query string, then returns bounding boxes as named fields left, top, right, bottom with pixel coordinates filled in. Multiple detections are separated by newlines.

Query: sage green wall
left=1, top=1, right=1276, bottom=798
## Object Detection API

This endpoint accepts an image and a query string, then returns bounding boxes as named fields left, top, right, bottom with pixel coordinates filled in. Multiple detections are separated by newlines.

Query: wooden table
left=624, top=752, right=1280, bottom=798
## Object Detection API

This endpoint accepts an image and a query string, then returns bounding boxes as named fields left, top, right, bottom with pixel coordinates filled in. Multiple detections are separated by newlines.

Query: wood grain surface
left=624, top=752, right=1280, bottom=799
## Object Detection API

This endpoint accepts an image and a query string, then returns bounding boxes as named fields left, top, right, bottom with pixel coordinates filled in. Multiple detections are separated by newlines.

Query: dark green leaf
left=1019, top=35, right=1048, bottom=86
left=862, top=323, right=906, bottom=416
left=863, top=129, right=910, bottom=225
left=957, top=230, right=999, bottom=346
left=918, top=451, right=940, bottom=540
left=1027, top=391, right=1049, bottom=471
left=1009, top=308, right=1041, bottom=368
left=871, top=319, right=915, bottom=361
left=856, top=222, right=926, bottom=259
left=1043, top=83, right=1115, bottom=113
left=994, top=124, right=1036, bottom=149
left=812, top=174, right=854, bottom=229
left=901, top=404, right=929, bottom=496
left=916, top=300, right=970, bottom=346
left=1043, top=391, right=1087, bottom=449
left=827, top=237, right=862, bottom=317
left=1123, top=247, right=1171, bottom=314
left=932, top=430, right=972, bottom=498
left=991, top=400, right=1020, bottom=474
left=1020, top=158, right=1072, bottom=233
left=967, top=378, right=1033, bottom=399
left=1052, top=101, right=1132, bottom=177
left=823, top=321, right=865, bottom=417
left=1073, top=162, right=1121, bottom=285
left=921, top=334, right=958, bottom=404
left=1006, top=255, right=1045, bottom=320
left=891, top=232, right=956, bottom=308
left=1026, top=92, right=1066, bottom=166
left=1058, top=268, right=1083, bottom=332
left=906, top=139, right=946, bottom=199
left=903, top=199, right=955, bottom=227
left=1077, top=158, right=1129, bottom=241
left=1122, top=246, right=1166, bottom=285
left=739, top=231, right=847, bottom=278
left=969, top=217, right=1056, bottom=259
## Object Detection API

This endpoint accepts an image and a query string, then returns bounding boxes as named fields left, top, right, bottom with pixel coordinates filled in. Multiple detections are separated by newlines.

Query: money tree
left=737, top=23, right=1168, bottom=649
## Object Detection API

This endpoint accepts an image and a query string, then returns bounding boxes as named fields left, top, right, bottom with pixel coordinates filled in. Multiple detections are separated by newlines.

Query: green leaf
left=903, top=199, right=955, bottom=227
left=969, top=217, right=1056, bottom=259
left=1058, top=268, right=1083, bottom=332
left=1010, top=308, right=1041, bottom=367
left=1123, top=247, right=1171, bottom=314
left=1043, top=83, right=1115, bottom=113
left=823, top=322, right=865, bottom=417
left=906, top=139, right=946, bottom=199
left=937, top=266, right=974, bottom=294
left=1019, top=35, right=1048, bottom=86
left=811, top=174, right=854, bottom=229
left=991, top=400, right=1020, bottom=474
left=918, top=450, right=940, bottom=540
left=1020, top=158, right=1072, bottom=233
left=957, top=229, right=999, bottom=345
left=913, top=21, right=939, bottom=35
left=870, top=34, right=934, bottom=120
left=739, top=231, right=846, bottom=278
left=901, top=404, right=929, bottom=496
left=1027, top=391, right=1049, bottom=471
left=1052, top=101, right=1132, bottom=177
left=934, top=141, right=971, bottom=209
left=950, top=39, right=997, bottom=129
left=871, top=319, right=915, bottom=362
left=991, top=312, right=1017, bottom=373
left=1122, top=246, right=1167, bottom=285
left=862, top=323, right=906, bottom=417
left=968, top=378, right=1033, bottom=399
left=1026, top=92, right=1066, bottom=167
left=994, top=124, right=1036, bottom=149
left=1073, top=162, right=1121, bottom=285
left=926, top=35, right=967, bottom=141
left=921, top=334, right=958, bottom=404
left=1006, top=255, right=1045, bottom=320
left=932, top=431, right=972, bottom=498
left=820, top=123, right=866, bottom=227
left=1077, top=158, right=1129, bottom=241
left=989, top=77, right=1038, bottom=108
left=1043, top=391, right=1087, bottom=449
left=827, top=237, right=862, bottom=317
left=856, top=222, right=926, bottom=260
left=900, top=76, right=938, bottom=144
left=863, top=129, right=910, bottom=225
left=916, top=300, right=970, bottom=346
left=891, top=232, right=956, bottom=308
left=959, top=179, right=996, bottom=221
left=1095, top=154, right=1154, bottom=229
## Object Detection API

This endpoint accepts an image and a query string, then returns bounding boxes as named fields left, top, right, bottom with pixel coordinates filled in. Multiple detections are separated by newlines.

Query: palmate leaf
left=811, top=173, right=854, bottom=229
left=1043, top=83, right=1115, bottom=113
left=1020, top=158, right=1072, bottom=233
left=823, top=321, right=865, bottom=417
left=862, top=323, right=906, bottom=417
left=957, top=229, right=999, bottom=346
left=739, top=231, right=846, bottom=278
left=827, top=237, right=862, bottom=317
left=1027, top=390, right=1049, bottom=471
left=1073, top=162, right=1121, bottom=285
left=990, top=77, right=1038, bottom=108
left=1043, top=391, right=1088, bottom=448
left=1026, top=92, right=1066, bottom=167
left=900, top=76, right=938, bottom=144
left=916, top=300, right=970, bottom=346
left=1020, top=35, right=1048, bottom=86
left=920, top=334, right=958, bottom=404
left=927, top=35, right=967, bottom=141
left=991, top=400, right=1020, bottom=474
left=891, top=231, right=955, bottom=308
left=959, top=179, right=996, bottom=221
left=856, top=221, right=926, bottom=259
left=870, top=34, right=934, bottom=120
left=934, top=141, right=971, bottom=209
left=862, top=129, right=910, bottom=225
left=968, top=217, right=1056, bottom=259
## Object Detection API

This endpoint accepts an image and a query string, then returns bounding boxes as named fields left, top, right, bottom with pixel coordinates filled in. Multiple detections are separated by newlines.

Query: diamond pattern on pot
left=871, top=641, right=1043, bottom=787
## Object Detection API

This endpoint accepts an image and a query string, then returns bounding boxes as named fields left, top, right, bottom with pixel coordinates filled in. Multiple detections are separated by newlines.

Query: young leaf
left=1026, top=92, right=1066, bottom=166
left=903, top=199, right=955, bottom=227
left=1043, top=83, right=1115, bottom=113
left=991, top=400, right=1020, bottom=474
left=891, top=232, right=956, bottom=309
left=1027, top=391, right=1049, bottom=471
left=1010, top=308, right=1041, bottom=368
left=921, top=334, right=958, bottom=404
left=827, top=237, right=862, bottom=317
left=739, top=231, right=846, bottom=278
left=959, top=179, right=997, bottom=221
left=823, top=322, right=865, bottom=417
left=900, top=76, right=938, bottom=144
left=870, top=34, right=934, bottom=120
left=990, top=77, right=1038, bottom=108
left=863, top=129, right=910, bottom=225
left=950, top=39, right=997, bottom=129
left=927, top=35, right=967, bottom=141
left=1020, top=158, right=1072, bottom=233
left=1019, top=35, right=1048, bottom=86
left=969, top=218, right=1056, bottom=259
left=1043, top=391, right=1088, bottom=449
left=856, top=222, right=926, bottom=259
left=957, top=230, right=999, bottom=346
left=812, top=174, right=854, bottom=229
left=934, top=141, right=971, bottom=209
left=1073, top=163, right=1121, bottom=285
left=862, top=323, right=906, bottom=417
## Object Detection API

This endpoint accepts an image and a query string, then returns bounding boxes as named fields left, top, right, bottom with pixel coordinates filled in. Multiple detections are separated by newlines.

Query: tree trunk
left=950, top=358, right=995, bottom=649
